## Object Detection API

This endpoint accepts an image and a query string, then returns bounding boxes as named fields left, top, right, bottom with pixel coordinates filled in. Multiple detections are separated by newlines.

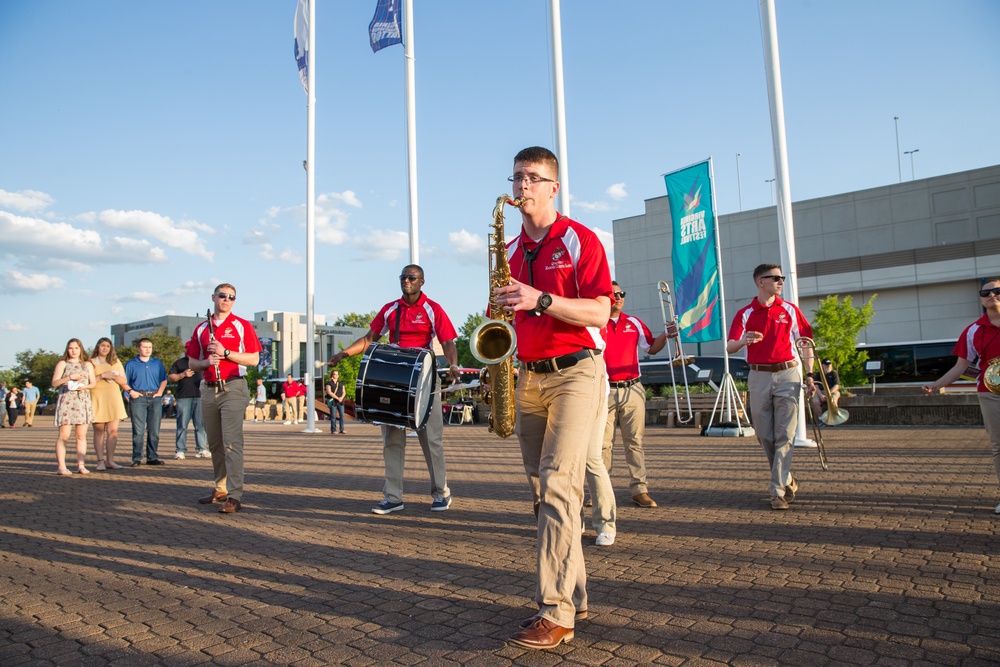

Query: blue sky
left=1, top=1, right=998, bottom=368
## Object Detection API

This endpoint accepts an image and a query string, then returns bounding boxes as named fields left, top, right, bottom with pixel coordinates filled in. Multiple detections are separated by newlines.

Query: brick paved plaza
left=1, top=417, right=998, bottom=666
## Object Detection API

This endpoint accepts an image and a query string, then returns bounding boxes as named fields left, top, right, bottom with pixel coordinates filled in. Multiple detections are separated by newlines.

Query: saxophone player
left=495, top=147, right=613, bottom=650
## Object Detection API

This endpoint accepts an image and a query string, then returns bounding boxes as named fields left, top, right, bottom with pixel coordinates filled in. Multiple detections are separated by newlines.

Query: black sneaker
left=146, top=459, right=165, bottom=466
left=130, top=461, right=142, bottom=467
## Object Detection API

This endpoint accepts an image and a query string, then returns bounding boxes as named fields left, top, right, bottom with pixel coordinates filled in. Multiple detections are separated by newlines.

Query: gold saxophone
left=471, top=194, right=524, bottom=439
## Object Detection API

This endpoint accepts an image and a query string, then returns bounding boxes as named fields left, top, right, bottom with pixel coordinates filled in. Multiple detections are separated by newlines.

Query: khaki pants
left=381, top=376, right=449, bottom=503
left=516, top=355, right=605, bottom=628
left=283, top=397, right=298, bottom=422
left=748, top=366, right=802, bottom=498
left=978, top=392, right=1000, bottom=488
left=24, top=401, right=38, bottom=426
left=201, top=381, right=250, bottom=501
left=603, top=382, right=650, bottom=495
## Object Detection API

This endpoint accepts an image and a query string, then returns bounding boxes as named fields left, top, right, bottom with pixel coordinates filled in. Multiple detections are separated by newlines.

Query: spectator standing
left=123, top=338, right=168, bottom=467
left=325, top=370, right=346, bottom=434
left=21, top=381, right=40, bottom=427
left=0, top=382, right=7, bottom=428
left=52, top=338, right=97, bottom=475
left=168, top=356, right=208, bottom=460
left=187, top=283, right=262, bottom=514
left=161, top=390, right=176, bottom=418
left=90, top=337, right=128, bottom=470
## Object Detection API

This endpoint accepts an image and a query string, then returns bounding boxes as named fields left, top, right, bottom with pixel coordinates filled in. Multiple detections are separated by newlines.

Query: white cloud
left=1, top=271, right=66, bottom=293
left=448, top=229, right=484, bottom=266
left=356, top=229, right=409, bottom=261
left=573, top=200, right=612, bottom=213
left=0, top=321, right=28, bottom=331
left=0, top=188, right=54, bottom=212
left=97, top=209, right=214, bottom=260
left=606, top=182, right=628, bottom=200
left=0, top=211, right=167, bottom=264
left=243, top=228, right=268, bottom=245
left=165, top=280, right=216, bottom=297
left=257, top=243, right=303, bottom=264
left=116, top=291, right=161, bottom=303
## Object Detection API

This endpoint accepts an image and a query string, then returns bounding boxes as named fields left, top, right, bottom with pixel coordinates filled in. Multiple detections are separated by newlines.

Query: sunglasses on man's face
left=760, top=275, right=786, bottom=282
left=216, top=293, right=236, bottom=301
left=980, top=287, right=1000, bottom=298
left=614, top=291, right=626, bottom=299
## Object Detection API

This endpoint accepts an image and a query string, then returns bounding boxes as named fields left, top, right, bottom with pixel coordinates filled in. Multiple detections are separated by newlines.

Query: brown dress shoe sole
left=510, top=621, right=574, bottom=650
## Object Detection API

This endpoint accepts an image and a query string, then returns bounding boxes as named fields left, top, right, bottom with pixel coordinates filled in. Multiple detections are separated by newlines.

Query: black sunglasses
left=399, top=274, right=422, bottom=282
left=980, top=288, right=1000, bottom=297
left=215, top=293, right=236, bottom=301
left=761, top=275, right=786, bottom=282
left=614, top=291, right=626, bottom=299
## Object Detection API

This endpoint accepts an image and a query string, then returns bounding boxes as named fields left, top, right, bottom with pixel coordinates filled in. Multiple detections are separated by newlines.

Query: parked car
left=638, top=355, right=750, bottom=389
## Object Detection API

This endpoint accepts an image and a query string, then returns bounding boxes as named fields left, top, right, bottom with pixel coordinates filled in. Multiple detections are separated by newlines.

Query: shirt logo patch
left=414, top=313, right=425, bottom=323
left=551, top=248, right=566, bottom=262
left=219, top=327, right=237, bottom=339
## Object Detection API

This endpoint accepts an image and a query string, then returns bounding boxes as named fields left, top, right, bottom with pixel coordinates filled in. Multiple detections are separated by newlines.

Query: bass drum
left=355, top=343, right=436, bottom=430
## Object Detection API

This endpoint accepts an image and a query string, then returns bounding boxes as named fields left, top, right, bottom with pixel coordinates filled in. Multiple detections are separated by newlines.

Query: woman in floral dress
left=52, top=338, right=96, bottom=475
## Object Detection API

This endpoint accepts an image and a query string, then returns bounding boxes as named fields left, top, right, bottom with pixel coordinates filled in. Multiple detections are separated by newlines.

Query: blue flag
left=663, top=160, right=722, bottom=343
left=369, top=0, right=402, bottom=53
left=293, top=0, right=309, bottom=93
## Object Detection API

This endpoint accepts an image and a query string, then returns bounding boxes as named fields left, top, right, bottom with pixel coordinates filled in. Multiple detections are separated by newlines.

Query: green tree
left=810, top=294, right=877, bottom=388
left=334, top=311, right=379, bottom=328
left=457, top=312, right=486, bottom=369
left=13, top=348, right=61, bottom=397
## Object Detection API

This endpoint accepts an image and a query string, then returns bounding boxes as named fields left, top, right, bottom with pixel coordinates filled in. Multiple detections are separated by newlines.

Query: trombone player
left=805, top=359, right=841, bottom=423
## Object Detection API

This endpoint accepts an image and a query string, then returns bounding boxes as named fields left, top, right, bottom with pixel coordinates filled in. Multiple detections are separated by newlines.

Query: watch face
left=539, top=293, right=552, bottom=309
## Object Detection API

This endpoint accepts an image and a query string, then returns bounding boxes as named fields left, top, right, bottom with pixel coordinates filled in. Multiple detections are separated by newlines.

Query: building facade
left=612, top=164, right=1000, bottom=356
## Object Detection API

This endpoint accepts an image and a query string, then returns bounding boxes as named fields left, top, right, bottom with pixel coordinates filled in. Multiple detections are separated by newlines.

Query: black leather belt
left=611, top=378, right=640, bottom=388
left=133, top=391, right=157, bottom=397
left=204, top=379, right=239, bottom=387
left=749, top=360, right=799, bottom=372
left=525, top=349, right=601, bottom=374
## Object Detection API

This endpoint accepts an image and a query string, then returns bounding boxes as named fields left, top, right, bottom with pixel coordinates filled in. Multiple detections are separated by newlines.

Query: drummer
left=327, top=264, right=461, bottom=515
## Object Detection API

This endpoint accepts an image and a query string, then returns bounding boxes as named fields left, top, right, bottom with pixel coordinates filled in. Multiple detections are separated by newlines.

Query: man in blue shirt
left=123, top=338, right=168, bottom=466
left=21, top=381, right=40, bottom=427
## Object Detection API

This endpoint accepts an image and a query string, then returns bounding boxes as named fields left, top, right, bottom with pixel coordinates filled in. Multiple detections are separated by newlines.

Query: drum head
left=409, top=351, right=435, bottom=430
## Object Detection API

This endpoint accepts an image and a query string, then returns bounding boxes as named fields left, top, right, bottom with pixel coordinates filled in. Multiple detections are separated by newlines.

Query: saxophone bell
left=471, top=319, right=516, bottom=365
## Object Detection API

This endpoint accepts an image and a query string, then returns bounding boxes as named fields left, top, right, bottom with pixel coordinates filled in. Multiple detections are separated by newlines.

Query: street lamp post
left=736, top=152, right=743, bottom=211
left=904, top=149, right=920, bottom=181
left=894, top=116, right=902, bottom=183
left=765, top=178, right=775, bottom=206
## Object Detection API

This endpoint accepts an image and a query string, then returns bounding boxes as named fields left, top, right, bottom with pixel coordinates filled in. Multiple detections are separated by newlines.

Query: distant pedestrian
left=5, top=387, right=20, bottom=428
left=21, top=381, right=40, bottom=427
left=325, top=370, right=346, bottom=434
left=253, top=378, right=267, bottom=422
left=52, top=338, right=96, bottom=475
left=281, top=374, right=303, bottom=425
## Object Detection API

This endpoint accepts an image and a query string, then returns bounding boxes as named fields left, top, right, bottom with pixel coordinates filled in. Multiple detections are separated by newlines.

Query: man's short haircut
left=753, top=263, right=782, bottom=280
left=403, top=264, right=424, bottom=279
left=983, top=278, right=1000, bottom=287
left=513, top=146, right=559, bottom=176
left=137, top=337, right=153, bottom=346
left=214, top=283, right=236, bottom=295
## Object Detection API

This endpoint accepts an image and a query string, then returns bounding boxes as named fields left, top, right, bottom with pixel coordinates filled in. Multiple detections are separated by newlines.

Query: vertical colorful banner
left=664, top=161, right=721, bottom=342
left=369, top=0, right=402, bottom=53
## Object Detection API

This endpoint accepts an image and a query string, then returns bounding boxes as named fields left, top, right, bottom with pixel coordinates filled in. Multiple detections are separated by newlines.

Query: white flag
left=294, top=0, right=309, bottom=93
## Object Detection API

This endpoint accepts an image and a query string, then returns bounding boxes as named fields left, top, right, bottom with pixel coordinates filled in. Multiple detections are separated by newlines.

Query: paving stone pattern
left=0, top=417, right=998, bottom=665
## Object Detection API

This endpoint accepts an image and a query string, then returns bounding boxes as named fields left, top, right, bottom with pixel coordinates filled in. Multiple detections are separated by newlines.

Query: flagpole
left=760, top=0, right=810, bottom=446
left=548, top=0, right=570, bottom=216
left=404, top=0, right=419, bottom=264
left=303, top=0, right=318, bottom=433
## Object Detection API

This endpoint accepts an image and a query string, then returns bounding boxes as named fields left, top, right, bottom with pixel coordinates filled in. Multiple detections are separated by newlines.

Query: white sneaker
left=283, top=421, right=292, bottom=425
left=294, top=420, right=299, bottom=424
left=252, top=419, right=258, bottom=423
left=596, top=532, right=615, bottom=546
left=174, top=452, right=185, bottom=460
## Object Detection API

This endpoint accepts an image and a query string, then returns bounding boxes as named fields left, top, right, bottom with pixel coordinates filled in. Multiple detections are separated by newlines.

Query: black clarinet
left=205, top=309, right=227, bottom=393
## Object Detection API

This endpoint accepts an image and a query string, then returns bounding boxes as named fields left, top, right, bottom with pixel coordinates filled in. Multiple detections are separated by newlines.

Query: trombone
left=657, top=281, right=695, bottom=424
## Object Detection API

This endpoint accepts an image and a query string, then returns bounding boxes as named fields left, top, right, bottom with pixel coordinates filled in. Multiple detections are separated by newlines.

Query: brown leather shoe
left=198, top=490, right=227, bottom=505
left=519, top=609, right=588, bottom=628
left=510, top=617, right=573, bottom=649
left=218, top=498, right=242, bottom=513
left=632, top=492, right=658, bottom=508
